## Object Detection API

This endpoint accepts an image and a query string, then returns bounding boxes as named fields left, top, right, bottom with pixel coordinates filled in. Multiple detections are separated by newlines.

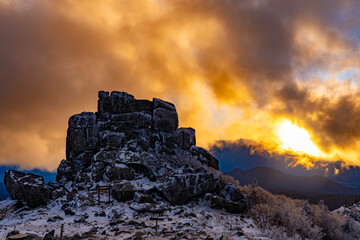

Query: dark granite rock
left=98, top=91, right=152, bottom=114
left=94, top=150, right=120, bottom=162
left=153, top=98, right=176, bottom=111
left=104, top=166, right=135, bottom=181
left=51, top=187, right=67, bottom=200
left=98, top=91, right=135, bottom=114
left=4, top=170, right=51, bottom=208
left=46, top=90, right=249, bottom=214
left=99, top=131, right=125, bottom=150
left=205, top=193, right=248, bottom=214
left=123, top=129, right=151, bottom=150
left=220, top=184, right=244, bottom=202
left=190, top=146, right=219, bottom=170
left=56, top=160, right=74, bottom=183
left=43, top=230, right=56, bottom=240
left=157, top=172, right=219, bottom=204
left=99, top=112, right=152, bottom=131
left=152, top=107, right=178, bottom=132
left=111, top=182, right=135, bottom=202
left=73, top=151, right=93, bottom=172
left=175, top=128, right=196, bottom=150
left=129, top=203, right=167, bottom=213
left=92, top=161, right=107, bottom=181
left=47, top=215, right=64, bottom=222
left=66, top=112, right=98, bottom=162
left=64, top=208, right=75, bottom=215
left=133, top=192, right=153, bottom=203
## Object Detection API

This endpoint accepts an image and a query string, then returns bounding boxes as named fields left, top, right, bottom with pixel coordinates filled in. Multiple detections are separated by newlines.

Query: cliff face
left=5, top=91, right=247, bottom=215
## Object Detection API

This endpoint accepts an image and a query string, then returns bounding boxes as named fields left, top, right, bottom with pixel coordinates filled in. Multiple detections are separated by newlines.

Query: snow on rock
left=4, top=170, right=51, bottom=208
left=156, top=171, right=220, bottom=204
left=0, top=199, right=270, bottom=239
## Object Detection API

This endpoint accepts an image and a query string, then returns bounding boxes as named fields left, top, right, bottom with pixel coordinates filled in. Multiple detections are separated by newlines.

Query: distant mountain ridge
left=227, top=166, right=360, bottom=195
left=226, top=166, right=360, bottom=210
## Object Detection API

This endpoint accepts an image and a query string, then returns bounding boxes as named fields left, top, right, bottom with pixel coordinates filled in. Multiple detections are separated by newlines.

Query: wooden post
left=97, top=185, right=100, bottom=205
left=155, top=218, right=158, bottom=236
left=60, top=223, right=64, bottom=240
left=108, top=186, right=111, bottom=203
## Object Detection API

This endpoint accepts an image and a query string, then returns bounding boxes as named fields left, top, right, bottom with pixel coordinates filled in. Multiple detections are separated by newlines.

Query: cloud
left=210, top=139, right=347, bottom=177
left=0, top=0, right=360, bottom=170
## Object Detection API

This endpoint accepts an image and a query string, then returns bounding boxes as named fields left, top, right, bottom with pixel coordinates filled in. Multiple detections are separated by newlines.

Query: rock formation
left=4, top=91, right=247, bottom=215
left=4, top=170, right=51, bottom=208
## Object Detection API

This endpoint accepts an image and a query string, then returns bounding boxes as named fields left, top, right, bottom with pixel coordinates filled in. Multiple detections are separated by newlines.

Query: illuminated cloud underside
left=0, top=0, right=360, bottom=170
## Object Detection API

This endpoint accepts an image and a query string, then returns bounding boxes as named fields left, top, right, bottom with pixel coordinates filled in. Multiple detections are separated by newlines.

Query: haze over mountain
left=227, top=167, right=359, bottom=195
left=226, top=166, right=360, bottom=209
left=212, top=139, right=360, bottom=189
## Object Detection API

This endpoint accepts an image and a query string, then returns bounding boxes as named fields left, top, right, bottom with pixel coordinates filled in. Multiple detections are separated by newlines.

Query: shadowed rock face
left=4, top=170, right=51, bottom=207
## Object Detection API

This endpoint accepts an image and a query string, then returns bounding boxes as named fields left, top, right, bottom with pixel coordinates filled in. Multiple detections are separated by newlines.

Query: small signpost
left=96, top=185, right=112, bottom=205
left=150, top=213, right=165, bottom=236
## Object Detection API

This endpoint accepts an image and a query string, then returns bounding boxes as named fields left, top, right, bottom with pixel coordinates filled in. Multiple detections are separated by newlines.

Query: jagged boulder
left=156, top=172, right=219, bottom=204
left=205, top=193, right=248, bottom=214
left=175, top=127, right=196, bottom=150
left=56, top=160, right=74, bottom=183
left=73, top=151, right=93, bottom=172
left=4, top=170, right=51, bottom=207
left=190, top=146, right=219, bottom=170
left=129, top=203, right=167, bottom=213
left=133, top=192, right=153, bottom=203
left=99, top=131, right=125, bottom=150
left=94, top=150, right=121, bottom=162
left=92, top=161, right=107, bottom=181
left=111, top=182, right=136, bottom=202
left=98, top=91, right=152, bottom=114
left=99, top=112, right=152, bottom=131
left=104, top=166, right=135, bottom=181
left=66, top=112, right=98, bottom=162
left=220, top=184, right=245, bottom=202
left=152, top=98, right=178, bottom=132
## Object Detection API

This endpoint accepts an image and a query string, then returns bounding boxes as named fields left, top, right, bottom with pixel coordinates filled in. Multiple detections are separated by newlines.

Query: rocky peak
left=67, top=91, right=193, bottom=165
left=5, top=91, right=247, bottom=216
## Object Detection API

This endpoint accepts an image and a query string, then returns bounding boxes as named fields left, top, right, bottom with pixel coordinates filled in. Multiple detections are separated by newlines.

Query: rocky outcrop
left=66, top=112, right=98, bottom=162
left=4, top=170, right=51, bottom=208
left=156, top=171, right=220, bottom=204
left=111, top=182, right=136, bottom=202
left=56, top=159, right=74, bottom=183
left=5, top=90, right=246, bottom=215
left=205, top=193, right=248, bottom=214
left=176, top=127, right=196, bottom=150
left=62, top=90, right=219, bottom=179
left=152, top=98, right=178, bottom=132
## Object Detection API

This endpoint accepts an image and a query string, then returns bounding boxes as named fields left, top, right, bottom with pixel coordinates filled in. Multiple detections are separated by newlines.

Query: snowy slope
left=0, top=199, right=270, bottom=239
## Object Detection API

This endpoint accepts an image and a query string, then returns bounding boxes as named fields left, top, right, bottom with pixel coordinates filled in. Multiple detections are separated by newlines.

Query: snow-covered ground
left=0, top=199, right=270, bottom=239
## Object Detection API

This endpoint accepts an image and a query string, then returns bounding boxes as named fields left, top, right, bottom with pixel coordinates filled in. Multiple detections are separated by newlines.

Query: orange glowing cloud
left=0, top=0, right=360, bottom=170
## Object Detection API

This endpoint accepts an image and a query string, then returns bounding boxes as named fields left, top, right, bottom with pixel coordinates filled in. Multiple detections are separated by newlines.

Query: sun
left=275, top=120, right=322, bottom=157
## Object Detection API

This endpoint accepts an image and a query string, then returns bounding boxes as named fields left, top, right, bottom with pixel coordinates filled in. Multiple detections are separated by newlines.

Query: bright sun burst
left=275, top=120, right=322, bottom=157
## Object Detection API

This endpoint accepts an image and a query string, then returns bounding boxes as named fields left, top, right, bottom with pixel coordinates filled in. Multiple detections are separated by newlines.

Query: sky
left=1, top=0, right=360, bottom=171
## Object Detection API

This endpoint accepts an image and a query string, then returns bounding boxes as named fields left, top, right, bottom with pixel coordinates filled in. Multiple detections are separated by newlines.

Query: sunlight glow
left=275, top=120, right=322, bottom=157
